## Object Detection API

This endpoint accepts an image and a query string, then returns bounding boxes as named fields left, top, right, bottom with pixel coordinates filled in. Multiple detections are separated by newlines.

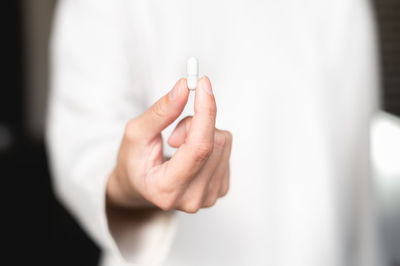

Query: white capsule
left=187, top=57, right=199, bottom=91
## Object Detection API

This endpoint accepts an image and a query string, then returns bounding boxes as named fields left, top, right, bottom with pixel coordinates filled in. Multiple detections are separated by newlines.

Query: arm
left=47, top=0, right=175, bottom=264
left=324, top=1, right=383, bottom=265
left=47, top=0, right=231, bottom=264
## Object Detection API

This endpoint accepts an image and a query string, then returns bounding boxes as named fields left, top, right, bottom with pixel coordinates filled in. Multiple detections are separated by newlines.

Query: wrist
left=106, top=169, right=152, bottom=208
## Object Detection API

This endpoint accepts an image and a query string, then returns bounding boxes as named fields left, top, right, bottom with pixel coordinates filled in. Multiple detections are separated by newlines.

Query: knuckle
left=152, top=182, right=180, bottom=211
left=157, top=200, right=174, bottom=211
left=181, top=199, right=202, bottom=214
left=155, top=177, right=175, bottom=194
left=193, top=143, right=213, bottom=162
left=203, top=197, right=217, bottom=208
left=220, top=187, right=229, bottom=197
left=154, top=194, right=178, bottom=211
left=224, top=130, right=233, bottom=145
left=220, top=182, right=230, bottom=197
left=124, top=119, right=140, bottom=142
left=151, top=100, right=167, bottom=119
left=214, top=131, right=226, bottom=149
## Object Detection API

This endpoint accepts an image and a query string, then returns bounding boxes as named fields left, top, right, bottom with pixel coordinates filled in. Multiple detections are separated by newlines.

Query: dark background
left=2, top=1, right=100, bottom=265
left=1, top=1, right=398, bottom=265
left=375, top=0, right=400, bottom=115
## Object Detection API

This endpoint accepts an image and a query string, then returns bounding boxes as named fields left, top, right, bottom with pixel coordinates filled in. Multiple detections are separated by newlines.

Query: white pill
left=187, top=57, right=199, bottom=91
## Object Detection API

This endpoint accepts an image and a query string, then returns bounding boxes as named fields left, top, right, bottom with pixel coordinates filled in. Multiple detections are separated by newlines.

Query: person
left=46, top=0, right=384, bottom=265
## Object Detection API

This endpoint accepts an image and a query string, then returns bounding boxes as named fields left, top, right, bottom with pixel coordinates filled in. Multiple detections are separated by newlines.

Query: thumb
left=133, top=78, right=189, bottom=141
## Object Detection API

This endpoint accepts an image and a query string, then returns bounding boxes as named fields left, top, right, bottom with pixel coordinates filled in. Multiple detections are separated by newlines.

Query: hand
left=107, top=77, right=232, bottom=213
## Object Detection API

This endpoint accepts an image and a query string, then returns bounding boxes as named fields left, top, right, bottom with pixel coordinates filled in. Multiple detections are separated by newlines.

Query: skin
left=106, top=77, right=232, bottom=213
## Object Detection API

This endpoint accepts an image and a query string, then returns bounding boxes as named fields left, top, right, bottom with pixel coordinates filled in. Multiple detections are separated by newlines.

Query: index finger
left=187, top=76, right=217, bottom=147
left=161, top=77, right=217, bottom=185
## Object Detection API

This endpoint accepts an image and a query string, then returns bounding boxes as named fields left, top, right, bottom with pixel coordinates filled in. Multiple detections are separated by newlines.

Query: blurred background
left=1, top=1, right=398, bottom=265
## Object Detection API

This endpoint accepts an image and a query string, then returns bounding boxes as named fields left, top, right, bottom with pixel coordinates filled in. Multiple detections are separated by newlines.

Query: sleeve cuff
left=54, top=147, right=177, bottom=266
left=98, top=164, right=178, bottom=265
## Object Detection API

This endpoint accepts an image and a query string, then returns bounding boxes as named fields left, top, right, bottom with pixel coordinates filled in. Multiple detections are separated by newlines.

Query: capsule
left=187, top=57, right=199, bottom=91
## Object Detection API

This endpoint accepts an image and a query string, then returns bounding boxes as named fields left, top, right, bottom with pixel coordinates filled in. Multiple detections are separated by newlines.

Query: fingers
left=219, top=166, right=230, bottom=197
left=176, top=130, right=226, bottom=212
left=167, top=76, right=216, bottom=149
left=150, top=128, right=232, bottom=213
left=113, top=76, right=232, bottom=214
left=164, top=77, right=217, bottom=183
left=218, top=130, right=232, bottom=197
left=174, top=130, right=232, bottom=213
left=130, top=78, right=189, bottom=142
left=203, top=130, right=232, bottom=207
left=186, top=76, right=216, bottom=147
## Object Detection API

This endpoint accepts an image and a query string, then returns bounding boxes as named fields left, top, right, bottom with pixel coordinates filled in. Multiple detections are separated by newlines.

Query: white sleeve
left=324, top=1, right=384, bottom=265
left=46, top=0, right=177, bottom=264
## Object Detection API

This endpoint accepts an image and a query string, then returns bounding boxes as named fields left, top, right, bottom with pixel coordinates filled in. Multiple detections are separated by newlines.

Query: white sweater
left=47, top=0, right=384, bottom=265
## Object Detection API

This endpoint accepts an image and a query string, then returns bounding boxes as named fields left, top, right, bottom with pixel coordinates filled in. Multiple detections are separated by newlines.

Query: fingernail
left=201, top=76, right=213, bottom=95
left=169, top=79, right=182, bottom=100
